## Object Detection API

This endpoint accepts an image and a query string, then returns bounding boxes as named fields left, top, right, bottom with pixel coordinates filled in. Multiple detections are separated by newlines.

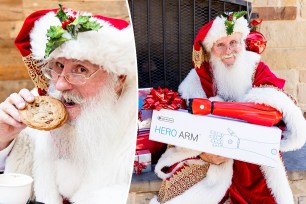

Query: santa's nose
left=55, top=70, right=73, bottom=92
left=224, top=46, right=233, bottom=54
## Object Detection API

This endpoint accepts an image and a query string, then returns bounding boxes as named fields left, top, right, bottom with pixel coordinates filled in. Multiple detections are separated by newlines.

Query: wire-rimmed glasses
left=41, top=67, right=100, bottom=85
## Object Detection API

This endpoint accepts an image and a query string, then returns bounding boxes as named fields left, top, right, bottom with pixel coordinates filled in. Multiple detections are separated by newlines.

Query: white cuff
left=0, top=139, right=16, bottom=172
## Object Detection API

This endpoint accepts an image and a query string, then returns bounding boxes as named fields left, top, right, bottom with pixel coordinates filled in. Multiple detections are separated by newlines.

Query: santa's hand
left=199, top=152, right=229, bottom=165
left=0, top=89, right=34, bottom=150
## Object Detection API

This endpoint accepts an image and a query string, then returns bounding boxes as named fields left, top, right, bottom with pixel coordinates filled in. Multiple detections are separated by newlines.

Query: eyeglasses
left=42, top=67, right=100, bottom=85
left=214, top=40, right=241, bottom=52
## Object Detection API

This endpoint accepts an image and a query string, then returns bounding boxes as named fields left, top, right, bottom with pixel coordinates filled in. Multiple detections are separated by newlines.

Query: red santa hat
left=15, top=5, right=136, bottom=95
left=192, top=11, right=250, bottom=70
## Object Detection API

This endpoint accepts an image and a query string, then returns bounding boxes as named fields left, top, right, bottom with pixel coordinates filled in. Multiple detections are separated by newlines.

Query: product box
left=133, top=149, right=152, bottom=175
left=149, top=109, right=282, bottom=167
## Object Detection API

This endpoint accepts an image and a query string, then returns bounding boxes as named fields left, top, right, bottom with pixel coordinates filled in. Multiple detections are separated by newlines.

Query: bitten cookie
left=19, top=96, right=68, bottom=130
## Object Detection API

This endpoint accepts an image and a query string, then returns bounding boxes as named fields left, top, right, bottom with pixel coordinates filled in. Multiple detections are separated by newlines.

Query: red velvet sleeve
left=253, top=62, right=286, bottom=90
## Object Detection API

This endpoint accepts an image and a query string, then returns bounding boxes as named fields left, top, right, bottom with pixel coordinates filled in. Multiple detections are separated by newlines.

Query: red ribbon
left=142, top=87, right=186, bottom=111
left=250, top=19, right=262, bottom=27
left=133, top=160, right=147, bottom=175
left=138, top=110, right=142, bottom=121
left=134, top=150, right=152, bottom=175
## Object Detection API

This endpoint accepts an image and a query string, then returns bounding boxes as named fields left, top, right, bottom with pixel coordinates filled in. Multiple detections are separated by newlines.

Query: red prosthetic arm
left=189, top=98, right=283, bottom=127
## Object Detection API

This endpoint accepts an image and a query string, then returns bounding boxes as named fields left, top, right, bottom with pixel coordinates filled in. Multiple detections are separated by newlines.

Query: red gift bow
left=142, top=87, right=186, bottom=111
left=133, top=160, right=147, bottom=175
left=250, top=19, right=262, bottom=27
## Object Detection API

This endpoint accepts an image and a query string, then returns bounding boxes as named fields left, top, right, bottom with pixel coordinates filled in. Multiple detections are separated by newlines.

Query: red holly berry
left=227, top=14, right=233, bottom=21
left=61, top=19, right=71, bottom=29
left=68, top=16, right=76, bottom=22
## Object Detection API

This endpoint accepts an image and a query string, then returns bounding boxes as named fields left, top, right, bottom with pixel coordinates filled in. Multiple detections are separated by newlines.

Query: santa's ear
left=115, top=75, right=127, bottom=95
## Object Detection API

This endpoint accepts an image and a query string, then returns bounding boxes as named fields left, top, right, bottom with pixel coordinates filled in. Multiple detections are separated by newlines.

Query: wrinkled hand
left=0, top=89, right=34, bottom=150
left=199, top=152, right=229, bottom=165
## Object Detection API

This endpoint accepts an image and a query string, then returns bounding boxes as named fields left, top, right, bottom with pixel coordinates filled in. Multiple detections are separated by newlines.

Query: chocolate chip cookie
left=19, top=96, right=67, bottom=130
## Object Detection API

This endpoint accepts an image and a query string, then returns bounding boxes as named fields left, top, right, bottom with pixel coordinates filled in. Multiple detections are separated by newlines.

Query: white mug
left=0, top=173, right=33, bottom=204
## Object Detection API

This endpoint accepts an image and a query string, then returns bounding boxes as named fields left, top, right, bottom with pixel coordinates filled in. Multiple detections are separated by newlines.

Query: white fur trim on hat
left=202, top=16, right=250, bottom=51
left=30, top=11, right=136, bottom=76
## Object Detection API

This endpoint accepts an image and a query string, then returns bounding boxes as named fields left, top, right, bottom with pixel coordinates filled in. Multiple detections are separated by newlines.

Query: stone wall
left=0, top=0, right=129, bottom=101
left=251, top=0, right=306, bottom=111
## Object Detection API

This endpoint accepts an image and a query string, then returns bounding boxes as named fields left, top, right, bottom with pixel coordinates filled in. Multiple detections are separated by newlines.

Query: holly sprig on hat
left=222, top=11, right=247, bottom=35
left=45, top=4, right=102, bottom=57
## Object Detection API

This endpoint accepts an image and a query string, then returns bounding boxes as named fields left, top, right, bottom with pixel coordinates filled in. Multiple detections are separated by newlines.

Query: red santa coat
left=152, top=51, right=306, bottom=204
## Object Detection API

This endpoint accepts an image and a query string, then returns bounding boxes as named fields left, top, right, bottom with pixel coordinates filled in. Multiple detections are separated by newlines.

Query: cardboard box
left=149, top=109, right=282, bottom=167
left=133, top=150, right=152, bottom=174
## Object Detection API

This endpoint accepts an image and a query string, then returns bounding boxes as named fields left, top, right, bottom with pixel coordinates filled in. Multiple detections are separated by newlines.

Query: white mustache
left=47, top=82, right=85, bottom=105
left=221, top=53, right=237, bottom=59
left=61, top=91, right=85, bottom=104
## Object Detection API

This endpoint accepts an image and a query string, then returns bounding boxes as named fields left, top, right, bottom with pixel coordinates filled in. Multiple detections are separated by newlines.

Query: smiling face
left=211, top=33, right=243, bottom=67
left=47, top=57, right=125, bottom=120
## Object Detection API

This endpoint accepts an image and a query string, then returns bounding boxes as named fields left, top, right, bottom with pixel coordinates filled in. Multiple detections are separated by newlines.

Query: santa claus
left=151, top=12, right=306, bottom=204
left=0, top=5, right=137, bottom=204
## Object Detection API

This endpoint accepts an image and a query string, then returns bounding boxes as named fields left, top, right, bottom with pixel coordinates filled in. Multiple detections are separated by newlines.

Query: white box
left=149, top=109, right=282, bottom=167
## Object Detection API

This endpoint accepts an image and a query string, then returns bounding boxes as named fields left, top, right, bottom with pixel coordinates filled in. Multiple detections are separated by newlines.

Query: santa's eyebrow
left=71, top=59, right=97, bottom=67
left=71, top=59, right=84, bottom=63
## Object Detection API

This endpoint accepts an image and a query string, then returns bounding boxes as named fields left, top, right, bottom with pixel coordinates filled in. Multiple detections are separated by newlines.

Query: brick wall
left=251, top=0, right=306, bottom=111
left=0, top=0, right=128, bottom=101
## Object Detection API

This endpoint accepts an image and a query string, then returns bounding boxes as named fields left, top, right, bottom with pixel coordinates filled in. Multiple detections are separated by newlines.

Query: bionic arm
left=189, top=98, right=283, bottom=127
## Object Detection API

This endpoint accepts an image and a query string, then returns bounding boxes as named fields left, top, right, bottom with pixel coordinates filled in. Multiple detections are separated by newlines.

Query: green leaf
left=70, top=16, right=102, bottom=32
left=224, top=21, right=234, bottom=35
left=232, top=11, right=247, bottom=19
left=46, top=26, right=65, bottom=38
left=221, top=10, right=247, bottom=36
left=45, top=26, right=69, bottom=57
left=56, top=4, right=68, bottom=22
left=45, top=37, right=69, bottom=57
left=44, top=5, right=103, bottom=57
left=81, top=20, right=102, bottom=31
left=66, top=24, right=78, bottom=39
left=74, top=16, right=91, bottom=24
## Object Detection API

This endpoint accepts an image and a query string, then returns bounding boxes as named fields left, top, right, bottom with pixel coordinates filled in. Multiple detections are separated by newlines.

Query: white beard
left=48, top=75, right=124, bottom=166
left=210, top=49, right=255, bottom=101
left=42, top=75, right=136, bottom=200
